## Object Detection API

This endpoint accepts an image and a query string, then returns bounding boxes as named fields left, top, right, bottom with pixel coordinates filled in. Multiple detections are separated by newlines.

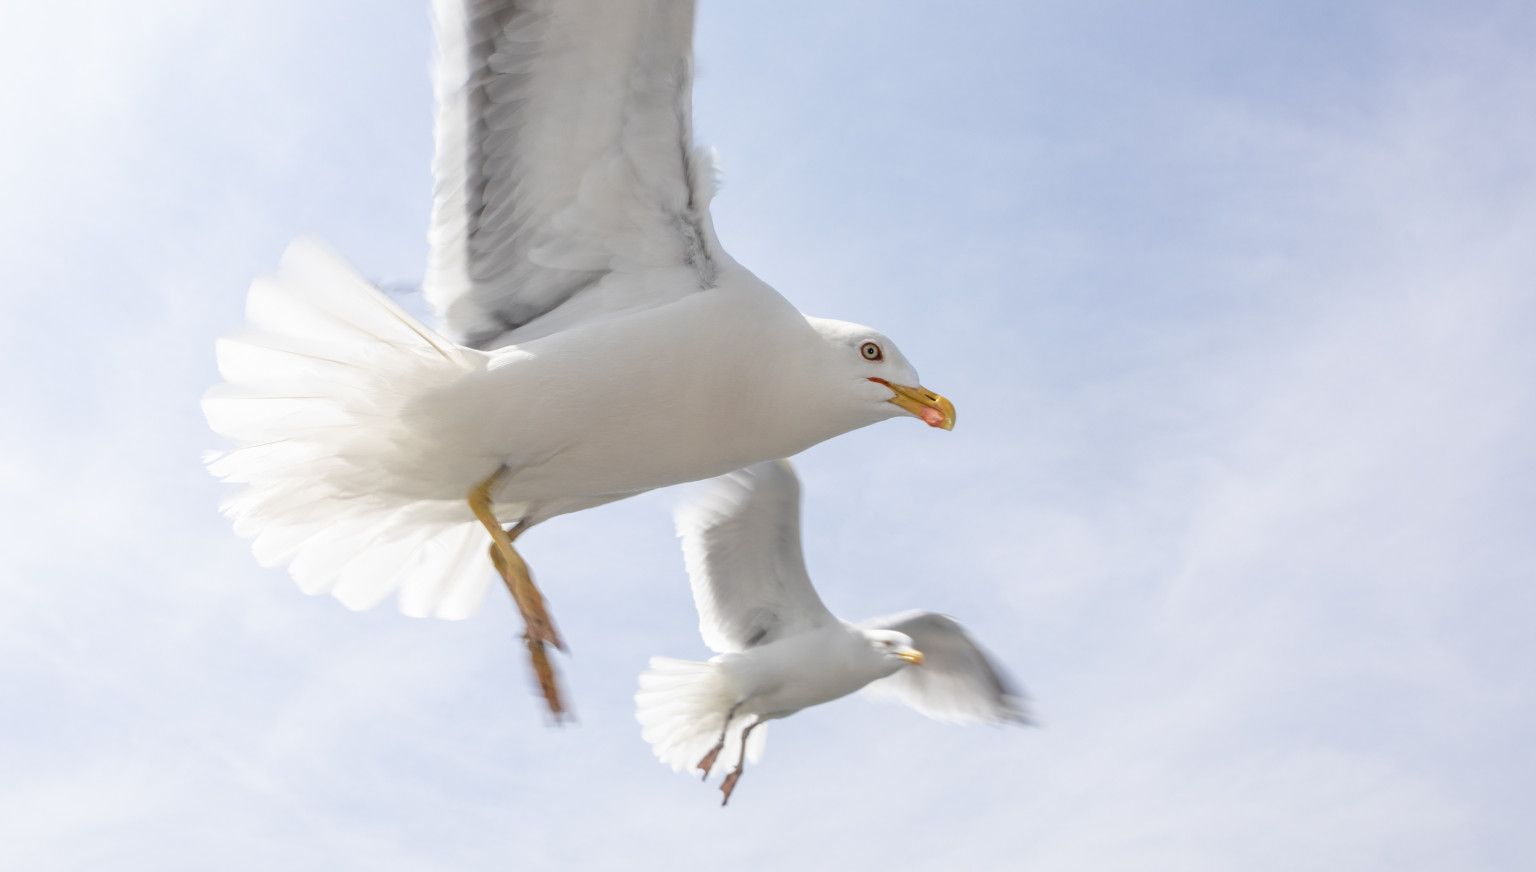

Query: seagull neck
left=781, top=322, right=880, bottom=438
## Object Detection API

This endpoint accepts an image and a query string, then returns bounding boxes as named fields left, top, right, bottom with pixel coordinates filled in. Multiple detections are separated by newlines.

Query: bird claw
left=719, top=767, right=743, bottom=806
left=696, top=743, right=724, bottom=779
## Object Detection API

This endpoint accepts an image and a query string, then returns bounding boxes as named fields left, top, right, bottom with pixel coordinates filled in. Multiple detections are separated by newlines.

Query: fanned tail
left=635, top=657, right=766, bottom=776
left=203, top=238, right=499, bottom=619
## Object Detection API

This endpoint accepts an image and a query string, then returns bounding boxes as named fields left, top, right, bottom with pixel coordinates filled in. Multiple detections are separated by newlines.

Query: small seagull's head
left=804, top=317, right=956, bottom=431
left=864, top=629, right=925, bottom=668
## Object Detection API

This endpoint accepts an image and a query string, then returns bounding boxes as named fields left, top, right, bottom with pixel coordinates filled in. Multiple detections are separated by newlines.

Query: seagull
left=636, top=460, right=1028, bottom=805
left=201, top=0, right=957, bottom=718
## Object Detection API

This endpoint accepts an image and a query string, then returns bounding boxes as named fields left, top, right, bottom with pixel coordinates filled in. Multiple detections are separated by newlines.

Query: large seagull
left=203, top=0, right=956, bottom=717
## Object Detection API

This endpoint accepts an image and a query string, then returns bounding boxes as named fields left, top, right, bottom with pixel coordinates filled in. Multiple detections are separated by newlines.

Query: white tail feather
left=203, top=239, right=498, bottom=619
left=635, top=657, right=766, bottom=776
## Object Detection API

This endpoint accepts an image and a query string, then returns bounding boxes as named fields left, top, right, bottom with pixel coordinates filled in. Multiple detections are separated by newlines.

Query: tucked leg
left=696, top=702, right=742, bottom=779
left=469, top=472, right=567, bottom=719
left=719, top=717, right=763, bottom=807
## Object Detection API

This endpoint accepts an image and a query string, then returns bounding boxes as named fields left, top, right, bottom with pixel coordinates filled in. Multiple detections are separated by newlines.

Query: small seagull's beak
left=895, top=647, right=925, bottom=666
left=869, top=378, right=956, bottom=430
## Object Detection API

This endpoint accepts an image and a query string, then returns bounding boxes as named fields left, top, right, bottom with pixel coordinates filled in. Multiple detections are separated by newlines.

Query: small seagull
left=636, top=460, right=1030, bottom=805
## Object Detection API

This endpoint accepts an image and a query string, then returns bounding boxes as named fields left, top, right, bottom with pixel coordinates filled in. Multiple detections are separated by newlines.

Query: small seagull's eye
left=860, top=341, right=883, bottom=361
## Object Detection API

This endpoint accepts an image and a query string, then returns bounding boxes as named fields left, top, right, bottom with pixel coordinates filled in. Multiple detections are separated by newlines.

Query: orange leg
left=696, top=702, right=742, bottom=778
left=719, top=717, right=763, bottom=807
left=469, top=473, right=567, bottom=719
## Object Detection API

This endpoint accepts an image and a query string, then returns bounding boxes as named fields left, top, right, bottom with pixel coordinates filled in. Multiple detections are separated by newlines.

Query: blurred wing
left=426, top=0, right=725, bottom=349
left=861, top=611, right=1031, bottom=725
left=675, top=461, right=837, bottom=654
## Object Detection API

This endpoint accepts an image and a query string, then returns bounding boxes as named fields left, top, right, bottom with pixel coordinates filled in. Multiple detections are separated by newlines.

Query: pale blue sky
left=2, top=2, right=1534, bottom=869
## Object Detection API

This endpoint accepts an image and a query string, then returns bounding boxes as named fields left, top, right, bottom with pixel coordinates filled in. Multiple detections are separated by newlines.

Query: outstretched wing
left=426, top=0, right=725, bottom=349
left=675, top=461, right=837, bottom=654
left=861, top=611, right=1031, bottom=725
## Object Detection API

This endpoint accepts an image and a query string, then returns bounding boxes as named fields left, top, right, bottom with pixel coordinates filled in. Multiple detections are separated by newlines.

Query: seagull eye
left=860, top=341, right=883, bottom=361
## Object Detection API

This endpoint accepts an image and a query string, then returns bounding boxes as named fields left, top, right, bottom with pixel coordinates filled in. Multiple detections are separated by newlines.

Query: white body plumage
left=414, top=269, right=908, bottom=521
left=635, top=461, right=1029, bottom=798
left=205, top=243, right=925, bottom=620
left=719, top=623, right=910, bottom=718
left=204, top=0, right=957, bottom=632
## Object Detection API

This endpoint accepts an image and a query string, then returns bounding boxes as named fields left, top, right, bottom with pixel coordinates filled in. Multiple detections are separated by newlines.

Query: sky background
left=3, top=1, right=1534, bottom=869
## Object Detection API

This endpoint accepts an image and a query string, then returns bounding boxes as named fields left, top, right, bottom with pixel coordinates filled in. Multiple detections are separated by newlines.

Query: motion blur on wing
left=637, top=461, right=1027, bottom=805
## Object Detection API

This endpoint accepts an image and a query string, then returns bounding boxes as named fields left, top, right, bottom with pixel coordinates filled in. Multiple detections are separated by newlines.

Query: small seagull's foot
left=717, top=716, right=761, bottom=806
left=699, top=702, right=742, bottom=780
left=719, top=767, right=744, bottom=806
left=696, top=742, right=724, bottom=779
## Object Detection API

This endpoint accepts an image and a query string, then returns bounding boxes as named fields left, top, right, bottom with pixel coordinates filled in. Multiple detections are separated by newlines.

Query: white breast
left=722, top=626, right=900, bottom=718
left=424, top=270, right=830, bottom=517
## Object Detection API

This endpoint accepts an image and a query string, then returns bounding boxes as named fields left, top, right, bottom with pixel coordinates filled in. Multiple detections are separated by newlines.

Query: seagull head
left=804, top=317, right=956, bottom=431
left=863, top=629, right=925, bottom=669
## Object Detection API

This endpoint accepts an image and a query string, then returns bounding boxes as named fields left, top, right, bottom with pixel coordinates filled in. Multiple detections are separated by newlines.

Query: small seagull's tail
left=635, top=656, right=766, bottom=776
left=202, top=238, right=499, bottom=619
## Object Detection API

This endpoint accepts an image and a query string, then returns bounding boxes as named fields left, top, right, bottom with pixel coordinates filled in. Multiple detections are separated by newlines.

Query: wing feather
left=675, top=461, right=837, bottom=654
left=426, top=0, right=724, bottom=348
left=861, top=611, right=1031, bottom=726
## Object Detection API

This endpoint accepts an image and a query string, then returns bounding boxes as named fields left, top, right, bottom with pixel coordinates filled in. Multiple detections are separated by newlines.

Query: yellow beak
left=895, top=647, right=925, bottom=666
left=871, top=378, right=956, bottom=430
